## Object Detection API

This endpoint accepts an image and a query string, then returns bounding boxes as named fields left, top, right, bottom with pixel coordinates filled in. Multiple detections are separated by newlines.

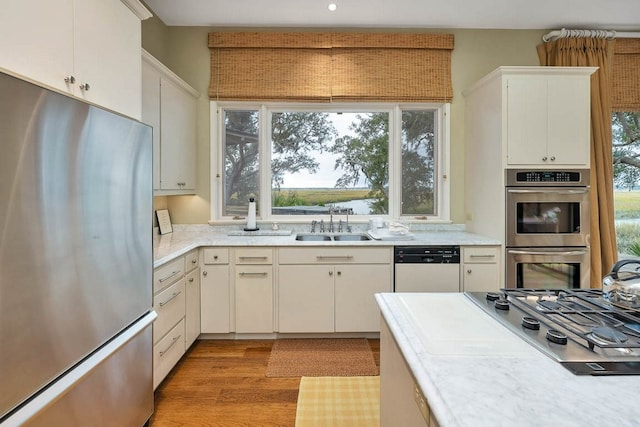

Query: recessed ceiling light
left=328, top=3, right=338, bottom=11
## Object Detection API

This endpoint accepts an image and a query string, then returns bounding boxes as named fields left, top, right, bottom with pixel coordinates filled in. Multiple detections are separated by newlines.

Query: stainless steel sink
left=332, top=234, right=371, bottom=241
left=295, top=233, right=371, bottom=241
left=295, top=234, right=332, bottom=241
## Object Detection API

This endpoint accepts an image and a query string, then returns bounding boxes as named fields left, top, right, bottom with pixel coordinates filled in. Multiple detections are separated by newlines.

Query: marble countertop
left=153, top=224, right=501, bottom=268
left=376, top=293, right=640, bottom=427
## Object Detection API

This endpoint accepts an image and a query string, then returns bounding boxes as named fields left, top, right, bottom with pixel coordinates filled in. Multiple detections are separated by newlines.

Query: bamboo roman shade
left=208, top=32, right=454, bottom=103
left=612, top=38, right=640, bottom=111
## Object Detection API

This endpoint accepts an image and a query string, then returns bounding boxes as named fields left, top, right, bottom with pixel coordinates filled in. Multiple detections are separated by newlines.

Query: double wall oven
left=505, top=169, right=590, bottom=289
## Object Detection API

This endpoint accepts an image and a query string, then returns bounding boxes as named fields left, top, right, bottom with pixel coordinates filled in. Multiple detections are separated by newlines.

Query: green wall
left=141, top=20, right=546, bottom=224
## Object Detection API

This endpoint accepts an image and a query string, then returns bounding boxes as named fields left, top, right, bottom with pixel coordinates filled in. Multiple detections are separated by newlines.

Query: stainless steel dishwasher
left=394, top=246, right=460, bottom=292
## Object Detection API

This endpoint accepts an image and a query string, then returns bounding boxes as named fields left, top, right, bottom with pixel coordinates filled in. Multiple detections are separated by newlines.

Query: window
left=214, top=102, right=450, bottom=222
left=612, top=111, right=640, bottom=257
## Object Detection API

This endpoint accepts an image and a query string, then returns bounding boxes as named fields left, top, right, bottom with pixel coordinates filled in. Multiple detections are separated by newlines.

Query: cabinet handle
left=64, top=75, right=76, bottom=84
left=239, top=272, right=268, bottom=277
left=79, top=83, right=90, bottom=91
left=203, top=271, right=208, bottom=276
left=159, top=290, right=182, bottom=307
left=159, top=334, right=182, bottom=357
left=177, top=182, right=186, bottom=187
left=316, top=255, right=354, bottom=261
left=469, top=254, right=495, bottom=259
left=158, top=270, right=180, bottom=283
left=239, top=256, right=268, bottom=261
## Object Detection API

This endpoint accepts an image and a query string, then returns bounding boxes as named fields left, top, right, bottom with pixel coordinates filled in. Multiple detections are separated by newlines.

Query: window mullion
left=259, top=105, right=271, bottom=220
left=389, top=106, right=402, bottom=218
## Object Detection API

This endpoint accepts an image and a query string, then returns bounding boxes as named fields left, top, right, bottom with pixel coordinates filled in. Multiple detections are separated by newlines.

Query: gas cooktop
left=465, top=289, right=640, bottom=375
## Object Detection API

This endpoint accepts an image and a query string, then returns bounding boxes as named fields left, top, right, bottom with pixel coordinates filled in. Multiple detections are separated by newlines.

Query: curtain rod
left=542, top=28, right=640, bottom=42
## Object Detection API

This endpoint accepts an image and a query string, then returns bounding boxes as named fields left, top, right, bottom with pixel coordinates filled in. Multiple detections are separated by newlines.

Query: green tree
left=224, top=111, right=259, bottom=206
left=613, top=112, right=640, bottom=190
left=401, top=111, right=435, bottom=214
left=332, top=113, right=389, bottom=214
left=271, top=112, right=337, bottom=189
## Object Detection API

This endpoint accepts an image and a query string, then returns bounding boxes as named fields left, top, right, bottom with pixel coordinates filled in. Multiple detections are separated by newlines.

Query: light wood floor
left=150, top=339, right=380, bottom=427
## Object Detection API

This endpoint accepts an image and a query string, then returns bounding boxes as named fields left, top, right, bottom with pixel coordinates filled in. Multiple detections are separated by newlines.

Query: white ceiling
left=144, top=0, right=640, bottom=31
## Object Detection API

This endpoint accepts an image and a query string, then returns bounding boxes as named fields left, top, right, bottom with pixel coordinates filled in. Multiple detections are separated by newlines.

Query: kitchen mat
left=266, top=338, right=379, bottom=377
left=295, top=376, right=380, bottom=427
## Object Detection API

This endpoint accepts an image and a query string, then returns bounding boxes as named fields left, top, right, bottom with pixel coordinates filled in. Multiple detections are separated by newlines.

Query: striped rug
left=295, top=376, right=380, bottom=427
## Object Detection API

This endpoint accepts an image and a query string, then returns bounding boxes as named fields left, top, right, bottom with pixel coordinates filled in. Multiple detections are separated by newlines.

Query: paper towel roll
left=245, top=197, right=258, bottom=231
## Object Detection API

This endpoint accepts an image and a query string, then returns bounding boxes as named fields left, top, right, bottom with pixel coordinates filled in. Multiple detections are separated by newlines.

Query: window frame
left=210, top=101, right=451, bottom=224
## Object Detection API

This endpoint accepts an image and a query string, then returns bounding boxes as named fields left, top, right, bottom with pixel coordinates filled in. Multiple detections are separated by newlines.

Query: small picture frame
left=156, top=209, right=173, bottom=235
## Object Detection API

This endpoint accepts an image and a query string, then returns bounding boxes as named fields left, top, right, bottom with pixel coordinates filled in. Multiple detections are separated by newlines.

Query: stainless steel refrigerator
left=0, top=71, right=156, bottom=426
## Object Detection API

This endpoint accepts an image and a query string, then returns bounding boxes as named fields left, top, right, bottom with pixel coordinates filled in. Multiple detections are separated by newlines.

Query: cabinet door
left=462, top=263, right=500, bottom=293
left=278, top=265, right=334, bottom=333
left=142, top=60, right=162, bottom=190
left=0, top=0, right=73, bottom=93
left=159, top=76, right=197, bottom=190
left=547, top=76, right=590, bottom=166
left=235, top=265, right=273, bottom=333
left=200, top=265, right=230, bottom=333
left=506, top=76, right=549, bottom=165
left=335, top=264, right=392, bottom=332
left=74, top=0, right=142, bottom=118
left=185, top=268, right=201, bottom=348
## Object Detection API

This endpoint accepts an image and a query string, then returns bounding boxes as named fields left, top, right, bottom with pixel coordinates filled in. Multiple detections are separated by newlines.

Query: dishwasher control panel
left=394, top=246, right=460, bottom=264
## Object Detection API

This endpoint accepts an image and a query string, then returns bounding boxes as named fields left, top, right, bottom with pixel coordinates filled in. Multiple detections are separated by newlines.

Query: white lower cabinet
left=335, top=264, right=391, bottom=332
left=279, top=265, right=334, bottom=332
left=461, top=246, right=501, bottom=292
left=185, top=267, right=201, bottom=348
left=278, top=247, right=392, bottom=333
left=153, top=318, right=185, bottom=389
left=235, top=249, right=274, bottom=333
left=200, top=248, right=231, bottom=333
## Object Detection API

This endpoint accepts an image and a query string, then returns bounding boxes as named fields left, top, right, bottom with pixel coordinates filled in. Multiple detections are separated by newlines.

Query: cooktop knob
left=546, top=329, right=568, bottom=345
left=522, top=316, right=541, bottom=330
left=494, top=299, right=510, bottom=311
left=486, top=292, right=501, bottom=301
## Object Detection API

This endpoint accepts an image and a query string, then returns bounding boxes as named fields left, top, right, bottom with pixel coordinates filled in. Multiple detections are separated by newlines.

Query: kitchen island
left=376, top=292, right=640, bottom=427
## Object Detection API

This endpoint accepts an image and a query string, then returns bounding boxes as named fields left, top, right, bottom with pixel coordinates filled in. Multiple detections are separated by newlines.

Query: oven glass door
left=506, top=187, right=589, bottom=247
left=506, top=248, right=589, bottom=289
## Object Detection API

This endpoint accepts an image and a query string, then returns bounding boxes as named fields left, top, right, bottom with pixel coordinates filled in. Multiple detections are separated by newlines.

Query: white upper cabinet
left=0, top=0, right=150, bottom=119
left=506, top=72, right=592, bottom=167
left=142, top=50, right=199, bottom=194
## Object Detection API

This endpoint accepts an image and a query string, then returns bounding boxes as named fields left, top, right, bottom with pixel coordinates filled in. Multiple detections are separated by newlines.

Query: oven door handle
left=507, top=249, right=589, bottom=256
left=506, top=189, right=588, bottom=195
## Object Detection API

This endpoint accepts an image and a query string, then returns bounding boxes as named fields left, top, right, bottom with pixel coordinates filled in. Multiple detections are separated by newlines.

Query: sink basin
left=295, top=234, right=332, bottom=241
left=333, top=234, right=371, bottom=241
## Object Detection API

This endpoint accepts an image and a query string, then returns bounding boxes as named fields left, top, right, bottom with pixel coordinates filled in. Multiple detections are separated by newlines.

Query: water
left=335, top=198, right=375, bottom=215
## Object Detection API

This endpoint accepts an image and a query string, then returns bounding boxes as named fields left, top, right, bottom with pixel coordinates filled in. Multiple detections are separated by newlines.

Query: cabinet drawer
left=154, top=257, right=185, bottom=293
left=463, top=247, right=499, bottom=264
left=235, top=248, right=273, bottom=265
left=203, top=248, right=229, bottom=264
left=279, top=247, right=391, bottom=264
left=184, top=249, right=199, bottom=273
left=153, top=279, right=186, bottom=344
left=153, top=318, right=185, bottom=389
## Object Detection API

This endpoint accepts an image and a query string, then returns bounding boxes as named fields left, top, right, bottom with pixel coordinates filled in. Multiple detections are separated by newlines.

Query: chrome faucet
left=328, top=206, right=335, bottom=233
left=319, top=219, right=325, bottom=233
left=338, top=219, right=343, bottom=233
left=310, top=220, right=317, bottom=233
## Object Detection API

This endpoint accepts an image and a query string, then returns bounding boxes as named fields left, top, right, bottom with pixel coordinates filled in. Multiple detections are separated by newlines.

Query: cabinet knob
left=203, top=271, right=208, bottom=276
left=189, top=277, right=194, bottom=282
left=79, top=83, right=90, bottom=91
left=192, top=259, right=197, bottom=264
left=214, top=255, right=218, bottom=260
left=467, top=269, right=472, bottom=274
left=550, top=156, right=556, bottom=161
left=329, top=271, right=333, bottom=276
left=64, top=75, right=76, bottom=84
left=542, top=156, right=548, bottom=161
left=337, top=271, right=341, bottom=276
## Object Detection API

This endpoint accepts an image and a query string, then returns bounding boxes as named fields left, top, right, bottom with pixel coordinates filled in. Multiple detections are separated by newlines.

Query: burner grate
left=502, top=289, right=640, bottom=350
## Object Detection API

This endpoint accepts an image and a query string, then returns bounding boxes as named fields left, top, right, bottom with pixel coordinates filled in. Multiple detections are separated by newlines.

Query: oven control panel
left=506, top=169, right=589, bottom=186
